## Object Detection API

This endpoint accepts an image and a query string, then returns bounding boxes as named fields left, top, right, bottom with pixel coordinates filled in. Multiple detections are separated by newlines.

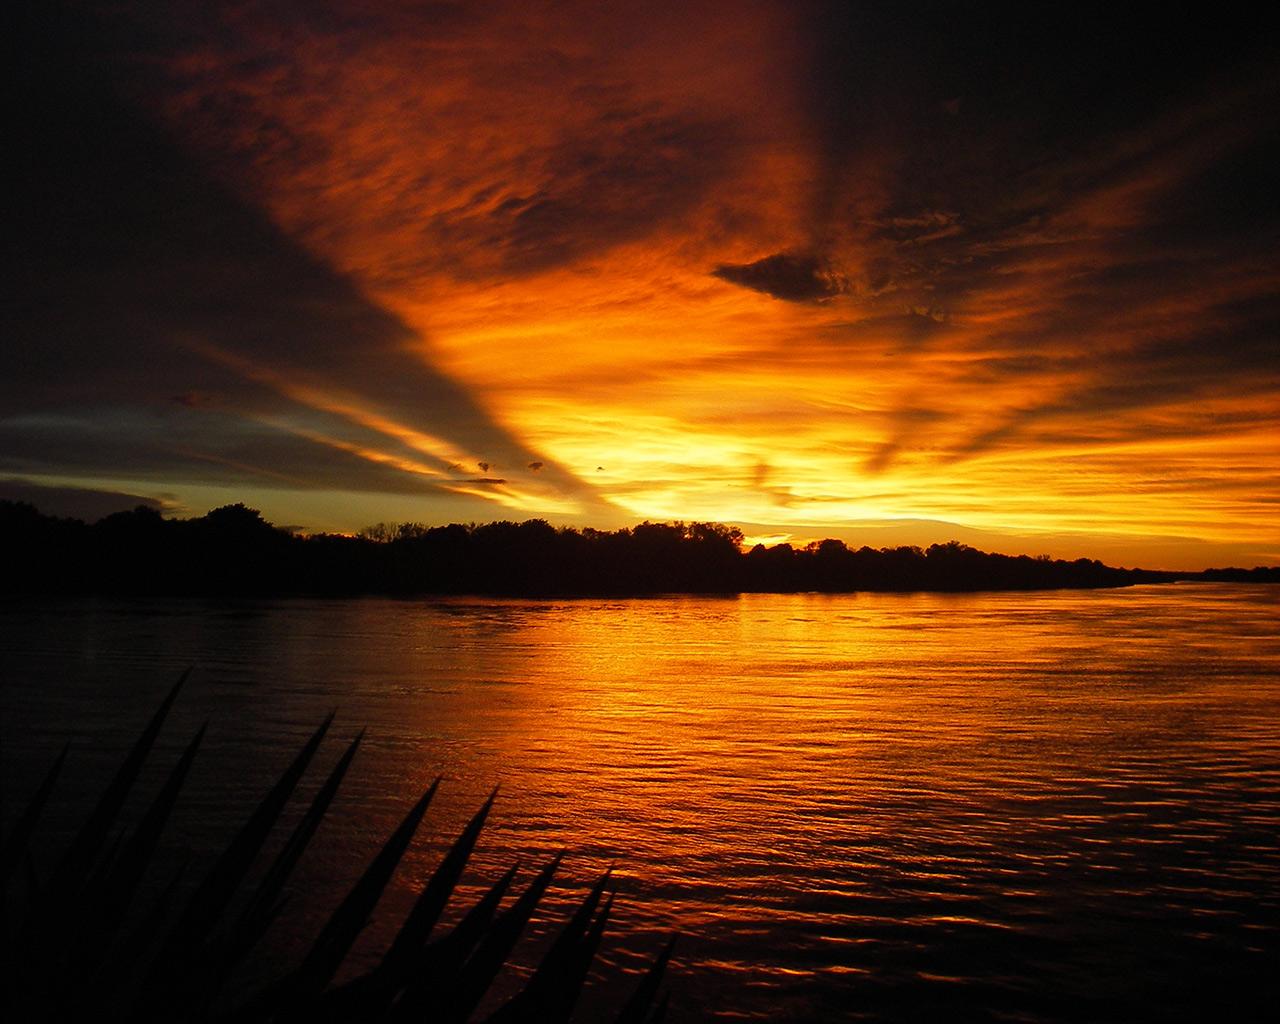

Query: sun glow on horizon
left=7, top=2, right=1277, bottom=570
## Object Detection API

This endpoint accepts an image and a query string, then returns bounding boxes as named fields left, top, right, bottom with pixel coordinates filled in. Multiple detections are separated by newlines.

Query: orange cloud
left=74, top=1, right=1280, bottom=567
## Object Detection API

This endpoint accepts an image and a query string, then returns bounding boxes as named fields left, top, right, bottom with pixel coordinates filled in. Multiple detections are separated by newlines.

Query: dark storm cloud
left=803, top=2, right=1276, bottom=205
left=96, top=0, right=746, bottom=290
left=796, top=2, right=1280, bottom=280
left=0, top=408, right=461, bottom=497
left=943, top=296, right=1280, bottom=463
left=451, top=114, right=737, bottom=278
left=712, top=253, right=847, bottom=303
left=0, top=478, right=166, bottom=521
left=783, top=2, right=1280, bottom=476
left=5, top=11, right=596, bottom=504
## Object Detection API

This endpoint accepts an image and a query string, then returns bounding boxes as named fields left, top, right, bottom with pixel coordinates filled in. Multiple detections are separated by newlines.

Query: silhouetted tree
left=3, top=499, right=1273, bottom=597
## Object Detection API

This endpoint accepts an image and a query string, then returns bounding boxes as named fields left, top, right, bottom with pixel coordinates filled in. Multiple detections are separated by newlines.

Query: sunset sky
left=7, top=2, right=1279, bottom=568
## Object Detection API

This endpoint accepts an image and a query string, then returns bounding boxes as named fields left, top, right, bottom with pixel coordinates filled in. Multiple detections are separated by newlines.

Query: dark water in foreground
left=2, top=584, right=1278, bottom=1021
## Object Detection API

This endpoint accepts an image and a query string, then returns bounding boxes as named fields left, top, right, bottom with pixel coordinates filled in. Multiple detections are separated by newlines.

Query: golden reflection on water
left=2, top=585, right=1278, bottom=1021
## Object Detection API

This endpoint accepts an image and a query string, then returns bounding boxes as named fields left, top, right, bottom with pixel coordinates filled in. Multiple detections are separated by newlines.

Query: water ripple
left=2, top=584, right=1278, bottom=1022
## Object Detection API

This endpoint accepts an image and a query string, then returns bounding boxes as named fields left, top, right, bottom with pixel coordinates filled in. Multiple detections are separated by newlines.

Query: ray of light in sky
left=6, top=1, right=1278, bottom=567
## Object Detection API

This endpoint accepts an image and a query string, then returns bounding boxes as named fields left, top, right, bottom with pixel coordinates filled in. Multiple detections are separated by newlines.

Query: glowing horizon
left=6, top=3, right=1278, bottom=570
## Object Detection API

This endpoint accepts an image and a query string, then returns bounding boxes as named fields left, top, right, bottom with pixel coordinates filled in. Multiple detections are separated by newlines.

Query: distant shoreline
left=3, top=500, right=1276, bottom=599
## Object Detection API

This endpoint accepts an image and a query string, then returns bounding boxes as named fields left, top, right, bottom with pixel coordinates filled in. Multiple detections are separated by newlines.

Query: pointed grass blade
left=50, top=668, right=189, bottom=895
left=13, top=673, right=188, bottom=1011
left=84, top=825, right=128, bottom=896
left=615, top=934, right=678, bottom=1024
left=90, top=856, right=190, bottom=1007
left=540, top=891, right=616, bottom=1024
left=68, top=721, right=204, bottom=988
left=487, top=866, right=614, bottom=1023
left=137, top=712, right=334, bottom=1016
left=385, top=861, right=521, bottom=1024
left=646, top=989, right=671, bottom=1024
left=93, top=724, right=206, bottom=943
left=439, top=853, right=563, bottom=1024
left=0, top=741, right=68, bottom=887
left=385, top=786, right=497, bottom=966
left=290, top=776, right=440, bottom=998
left=170, top=711, right=334, bottom=950
left=427, top=859, right=523, bottom=973
left=313, top=787, right=497, bottom=1022
left=534, top=867, right=613, bottom=980
left=223, top=730, right=364, bottom=972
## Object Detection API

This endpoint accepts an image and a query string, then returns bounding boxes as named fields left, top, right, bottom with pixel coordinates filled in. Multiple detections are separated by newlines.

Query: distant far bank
left=2, top=500, right=1276, bottom=599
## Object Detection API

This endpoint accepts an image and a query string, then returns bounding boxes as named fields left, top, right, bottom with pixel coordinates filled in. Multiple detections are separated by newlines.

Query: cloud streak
left=8, top=1, right=1278, bottom=566
left=712, top=253, right=847, bottom=303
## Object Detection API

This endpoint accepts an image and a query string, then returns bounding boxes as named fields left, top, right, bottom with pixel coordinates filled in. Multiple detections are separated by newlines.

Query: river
left=2, top=584, right=1277, bottom=1021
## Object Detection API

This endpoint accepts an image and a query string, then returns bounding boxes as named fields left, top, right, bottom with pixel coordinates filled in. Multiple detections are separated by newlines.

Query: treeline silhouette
left=2, top=500, right=1275, bottom=598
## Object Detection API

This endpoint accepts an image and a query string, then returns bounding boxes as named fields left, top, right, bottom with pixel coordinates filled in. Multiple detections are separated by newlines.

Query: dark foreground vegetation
left=1, top=671, right=674, bottom=1022
left=2, top=500, right=1275, bottom=598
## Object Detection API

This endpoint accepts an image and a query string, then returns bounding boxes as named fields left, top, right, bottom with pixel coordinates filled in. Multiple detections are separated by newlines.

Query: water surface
left=2, top=584, right=1278, bottom=1020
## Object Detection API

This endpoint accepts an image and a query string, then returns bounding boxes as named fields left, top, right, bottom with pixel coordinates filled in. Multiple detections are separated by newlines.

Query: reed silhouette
left=0, top=671, right=674, bottom=1023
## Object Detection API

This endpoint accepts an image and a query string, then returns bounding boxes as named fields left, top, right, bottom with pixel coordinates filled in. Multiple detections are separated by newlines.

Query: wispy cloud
left=8, top=1, right=1277, bottom=566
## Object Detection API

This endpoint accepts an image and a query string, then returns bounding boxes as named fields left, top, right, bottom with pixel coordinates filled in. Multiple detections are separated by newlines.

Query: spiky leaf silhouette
left=0, top=671, right=678, bottom=1024
left=52, top=668, right=188, bottom=897
left=223, top=730, right=364, bottom=974
left=0, top=741, right=68, bottom=887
